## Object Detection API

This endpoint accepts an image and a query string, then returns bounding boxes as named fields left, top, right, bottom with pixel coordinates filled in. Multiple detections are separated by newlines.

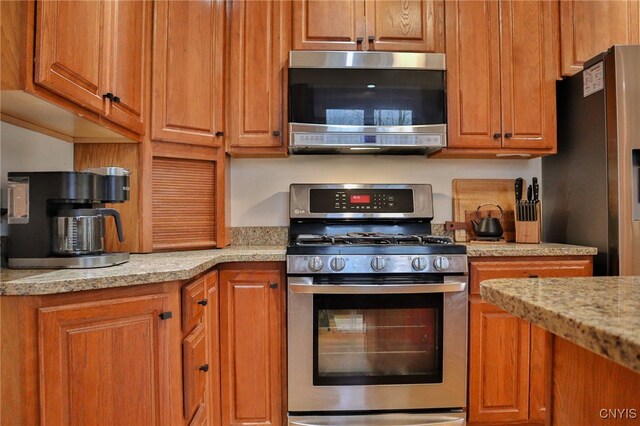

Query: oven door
left=287, top=275, right=468, bottom=414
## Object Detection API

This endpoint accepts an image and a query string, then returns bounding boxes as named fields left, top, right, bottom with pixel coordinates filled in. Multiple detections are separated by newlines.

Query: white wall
left=230, top=156, right=542, bottom=226
left=0, top=121, right=544, bottom=231
left=0, top=122, right=74, bottom=235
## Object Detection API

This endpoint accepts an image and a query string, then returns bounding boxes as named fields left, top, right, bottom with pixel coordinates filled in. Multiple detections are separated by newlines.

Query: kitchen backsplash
left=230, top=224, right=454, bottom=246
left=230, top=156, right=541, bottom=226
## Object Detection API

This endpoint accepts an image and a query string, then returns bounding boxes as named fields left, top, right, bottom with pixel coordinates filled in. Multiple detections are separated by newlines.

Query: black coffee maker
left=7, top=167, right=130, bottom=269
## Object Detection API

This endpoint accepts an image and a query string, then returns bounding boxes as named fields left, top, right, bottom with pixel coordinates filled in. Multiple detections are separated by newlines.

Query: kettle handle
left=475, top=203, right=504, bottom=219
left=98, top=208, right=125, bottom=242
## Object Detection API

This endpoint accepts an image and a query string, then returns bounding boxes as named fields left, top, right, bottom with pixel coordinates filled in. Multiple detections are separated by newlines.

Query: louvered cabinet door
left=152, top=157, right=217, bottom=251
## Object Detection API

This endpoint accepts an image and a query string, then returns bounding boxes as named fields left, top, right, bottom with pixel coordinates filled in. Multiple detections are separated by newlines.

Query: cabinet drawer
left=183, top=323, right=208, bottom=420
left=183, top=277, right=207, bottom=333
left=469, top=258, right=593, bottom=295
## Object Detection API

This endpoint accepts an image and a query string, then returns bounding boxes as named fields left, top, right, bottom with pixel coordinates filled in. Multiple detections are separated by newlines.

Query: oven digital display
left=350, top=194, right=370, bottom=204
left=309, top=188, right=414, bottom=213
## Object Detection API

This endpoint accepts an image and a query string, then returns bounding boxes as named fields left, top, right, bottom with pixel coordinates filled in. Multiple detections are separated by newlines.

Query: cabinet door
left=292, top=0, right=365, bottom=50
left=366, top=0, right=444, bottom=52
left=560, top=0, right=640, bottom=76
left=35, top=0, right=109, bottom=115
left=469, top=297, right=531, bottom=423
left=220, top=268, right=283, bottom=426
left=183, top=323, right=208, bottom=421
left=38, top=294, right=173, bottom=425
left=227, top=0, right=289, bottom=156
left=152, top=0, right=224, bottom=145
left=445, top=0, right=502, bottom=149
left=500, top=0, right=556, bottom=150
left=107, top=0, right=150, bottom=134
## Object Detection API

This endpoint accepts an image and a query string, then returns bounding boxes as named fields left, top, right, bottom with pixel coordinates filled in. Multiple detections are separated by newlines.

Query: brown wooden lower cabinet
left=0, top=262, right=284, bottom=426
left=467, top=256, right=593, bottom=425
left=219, top=263, right=285, bottom=426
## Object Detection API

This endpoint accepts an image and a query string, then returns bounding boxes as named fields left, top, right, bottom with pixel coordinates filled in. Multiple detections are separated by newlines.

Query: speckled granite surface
left=231, top=227, right=289, bottom=245
left=0, top=246, right=286, bottom=296
left=466, top=242, right=596, bottom=257
left=481, top=276, right=640, bottom=373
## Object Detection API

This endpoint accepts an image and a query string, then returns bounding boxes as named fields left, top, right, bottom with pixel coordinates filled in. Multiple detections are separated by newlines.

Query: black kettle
left=471, top=203, right=504, bottom=238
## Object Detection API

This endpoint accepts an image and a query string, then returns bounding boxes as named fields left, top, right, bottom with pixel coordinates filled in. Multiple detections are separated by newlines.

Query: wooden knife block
left=515, top=202, right=541, bottom=243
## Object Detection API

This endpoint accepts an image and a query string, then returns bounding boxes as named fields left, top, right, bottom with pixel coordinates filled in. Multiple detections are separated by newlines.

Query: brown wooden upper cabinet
left=440, top=0, right=557, bottom=158
left=151, top=0, right=225, bottom=146
left=560, top=0, right=640, bottom=76
left=35, top=0, right=149, bottom=135
left=226, top=0, right=290, bottom=157
left=292, top=0, right=444, bottom=52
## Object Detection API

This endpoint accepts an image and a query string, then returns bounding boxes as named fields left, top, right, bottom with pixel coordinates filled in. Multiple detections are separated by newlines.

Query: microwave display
left=289, top=68, right=446, bottom=126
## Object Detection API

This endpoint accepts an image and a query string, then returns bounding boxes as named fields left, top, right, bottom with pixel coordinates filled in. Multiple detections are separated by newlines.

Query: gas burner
left=295, top=233, right=453, bottom=246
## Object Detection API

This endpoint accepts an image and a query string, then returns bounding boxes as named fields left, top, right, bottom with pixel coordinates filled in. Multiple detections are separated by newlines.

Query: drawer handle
left=102, top=92, right=114, bottom=101
left=199, top=364, right=209, bottom=372
left=159, top=311, right=173, bottom=320
left=112, top=96, right=121, bottom=103
left=493, top=133, right=501, bottom=139
left=197, top=299, right=208, bottom=306
left=529, top=274, right=539, bottom=278
left=269, top=282, right=278, bottom=289
left=272, top=130, right=281, bottom=137
left=505, top=132, right=513, bottom=138
left=215, top=131, right=224, bottom=137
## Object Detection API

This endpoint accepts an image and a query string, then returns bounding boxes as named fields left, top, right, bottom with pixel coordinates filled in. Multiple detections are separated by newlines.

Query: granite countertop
left=0, top=246, right=286, bottom=296
left=481, top=276, right=640, bottom=373
left=465, top=242, right=597, bottom=257
left=0, top=234, right=596, bottom=296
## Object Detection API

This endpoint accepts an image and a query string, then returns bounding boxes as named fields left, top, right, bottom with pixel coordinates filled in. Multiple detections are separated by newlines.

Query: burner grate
left=294, top=233, right=452, bottom=246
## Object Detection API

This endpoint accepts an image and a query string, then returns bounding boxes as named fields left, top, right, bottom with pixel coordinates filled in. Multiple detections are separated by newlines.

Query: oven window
left=289, top=68, right=446, bottom=126
left=313, top=293, right=443, bottom=386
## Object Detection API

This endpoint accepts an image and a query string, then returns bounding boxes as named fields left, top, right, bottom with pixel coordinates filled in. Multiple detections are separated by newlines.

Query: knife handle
left=532, top=177, right=539, bottom=201
left=527, top=184, right=532, bottom=202
left=515, top=178, right=523, bottom=202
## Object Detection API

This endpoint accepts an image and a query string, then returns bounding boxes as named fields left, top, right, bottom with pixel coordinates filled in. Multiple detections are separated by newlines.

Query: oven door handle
left=288, top=279, right=466, bottom=294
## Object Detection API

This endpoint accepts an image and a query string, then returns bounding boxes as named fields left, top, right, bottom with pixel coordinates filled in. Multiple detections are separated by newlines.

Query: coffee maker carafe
left=7, top=167, right=131, bottom=268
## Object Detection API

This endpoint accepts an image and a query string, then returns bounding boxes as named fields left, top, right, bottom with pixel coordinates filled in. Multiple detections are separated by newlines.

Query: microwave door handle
left=288, top=281, right=466, bottom=295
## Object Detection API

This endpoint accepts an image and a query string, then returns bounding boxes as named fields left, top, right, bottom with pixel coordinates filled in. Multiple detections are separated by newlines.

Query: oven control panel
left=309, top=188, right=413, bottom=213
left=287, top=254, right=468, bottom=274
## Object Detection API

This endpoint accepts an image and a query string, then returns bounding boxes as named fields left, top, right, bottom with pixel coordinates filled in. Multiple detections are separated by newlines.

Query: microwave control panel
left=309, top=189, right=414, bottom=213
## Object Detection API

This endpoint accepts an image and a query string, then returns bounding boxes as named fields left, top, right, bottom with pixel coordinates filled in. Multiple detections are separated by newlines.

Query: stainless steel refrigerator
left=542, top=45, right=640, bottom=276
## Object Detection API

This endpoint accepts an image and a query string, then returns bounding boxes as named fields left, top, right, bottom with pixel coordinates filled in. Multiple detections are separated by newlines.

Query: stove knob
left=433, top=256, right=450, bottom=271
left=371, top=256, right=386, bottom=271
left=308, top=256, right=324, bottom=272
left=412, top=257, right=427, bottom=271
left=330, top=256, right=346, bottom=272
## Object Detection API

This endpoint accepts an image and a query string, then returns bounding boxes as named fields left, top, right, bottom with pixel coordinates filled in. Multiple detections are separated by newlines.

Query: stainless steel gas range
left=286, top=184, right=468, bottom=426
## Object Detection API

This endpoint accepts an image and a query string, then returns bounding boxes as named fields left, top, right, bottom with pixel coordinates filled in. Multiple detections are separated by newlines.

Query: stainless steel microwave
left=288, top=51, right=446, bottom=155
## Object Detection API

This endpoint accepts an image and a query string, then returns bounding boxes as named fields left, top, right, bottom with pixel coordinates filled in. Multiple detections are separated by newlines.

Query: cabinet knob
left=272, top=130, right=280, bottom=137
left=102, top=92, right=114, bottom=101
left=356, top=37, right=363, bottom=44
left=197, top=299, right=208, bottom=306
left=269, top=282, right=278, bottom=289
left=215, top=131, right=224, bottom=137
left=493, top=133, right=501, bottom=139
left=112, top=96, right=121, bottom=103
left=505, top=133, right=513, bottom=138
left=159, top=311, right=173, bottom=320
left=198, top=364, right=209, bottom=372
left=368, top=35, right=376, bottom=43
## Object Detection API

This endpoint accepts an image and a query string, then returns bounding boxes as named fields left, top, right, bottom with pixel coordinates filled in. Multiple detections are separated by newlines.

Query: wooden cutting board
left=452, top=179, right=518, bottom=242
